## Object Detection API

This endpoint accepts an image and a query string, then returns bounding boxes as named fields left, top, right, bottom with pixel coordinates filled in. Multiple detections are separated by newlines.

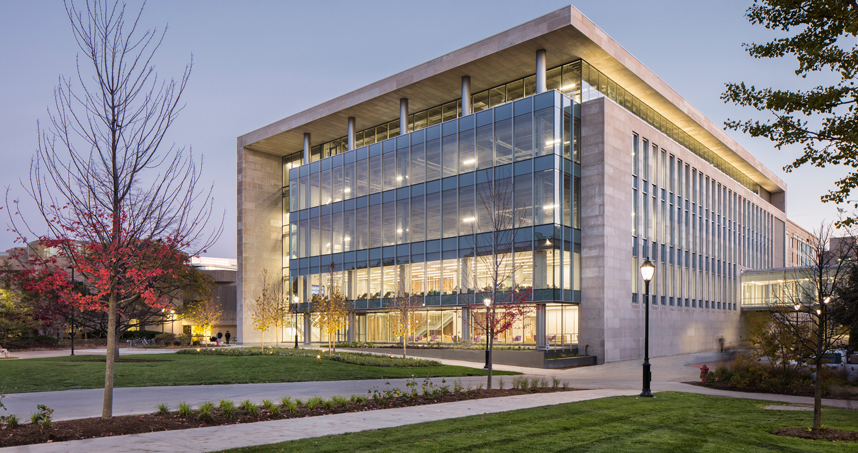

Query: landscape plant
left=3, top=0, right=220, bottom=420
left=312, top=263, right=351, bottom=357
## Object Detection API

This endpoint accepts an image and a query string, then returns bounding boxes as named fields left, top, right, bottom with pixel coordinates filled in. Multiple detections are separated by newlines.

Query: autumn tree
left=251, top=268, right=280, bottom=351
left=389, top=280, right=422, bottom=358
left=313, top=263, right=351, bottom=357
left=723, top=0, right=858, bottom=225
left=461, top=168, right=536, bottom=390
left=770, top=223, right=853, bottom=430
left=183, top=273, right=221, bottom=347
left=5, top=0, right=219, bottom=419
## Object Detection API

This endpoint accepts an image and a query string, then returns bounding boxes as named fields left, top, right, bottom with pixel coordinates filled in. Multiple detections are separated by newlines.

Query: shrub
left=30, top=404, right=53, bottom=430
left=5, top=335, right=60, bottom=350
left=281, top=396, right=298, bottom=413
left=498, top=377, right=505, bottom=390
left=154, top=333, right=176, bottom=345
left=155, top=403, right=170, bottom=415
left=306, top=396, right=324, bottom=410
left=261, top=399, right=280, bottom=415
left=177, top=402, right=192, bottom=417
left=239, top=399, right=258, bottom=416
left=198, top=402, right=215, bottom=421
left=4, top=414, right=19, bottom=429
left=331, top=395, right=349, bottom=407
left=511, top=376, right=527, bottom=390
left=551, top=376, right=560, bottom=388
left=121, top=330, right=160, bottom=340
left=323, top=399, right=335, bottom=410
left=349, top=394, right=367, bottom=405
left=219, top=399, right=236, bottom=418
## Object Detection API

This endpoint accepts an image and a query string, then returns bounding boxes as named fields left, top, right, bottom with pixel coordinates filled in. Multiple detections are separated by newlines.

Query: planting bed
left=0, top=385, right=575, bottom=448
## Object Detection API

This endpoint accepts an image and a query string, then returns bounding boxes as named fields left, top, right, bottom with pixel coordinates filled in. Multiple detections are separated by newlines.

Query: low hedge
left=177, top=347, right=442, bottom=367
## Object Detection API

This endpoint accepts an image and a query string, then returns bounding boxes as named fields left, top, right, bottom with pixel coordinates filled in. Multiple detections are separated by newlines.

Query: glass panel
left=489, top=86, right=506, bottom=107
left=397, top=147, right=409, bottom=188
left=426, top=139, right=441, bottom=181
left=413, top=111, right=428, bottom=131
left=507, top=80, right=524, bottom=101
left=459, top=184, right=475, bottom=234
left=369, top=266, right=381, bottom=299
left=495, top=118, right=512, bottom=166
left=321, top=214, right=332, bottom=255
left=383, top=152, right=396, bottom=192
left=427, top=106, right=442, bottom=126
left=411, top=263, right=425, bottom=296
left=573, top=177, right=581, bottom=229
left=356, top=207, right=368, bottom=250
left=442, top=101, right=459, bottom=122
left=476, top=181, right=493, bottom=234
left=411, top=142, right=425, bottom=185
left=344, top=209, right=355, bottom=252
left=343, top=163, right=354, bottom=200
left=426, top=191, right=441, bottom=241
left=310, top=172, right=321, bottom=208
left=332, top=211, right=343, bottom=254
left=472, top=90, right=489, bottom=112
left=370, top=204, right=382, bottom=248
left=459, top=128, right=475, bottom=173
left=476, top=124, right=493, bottom=170
left=442, top=134, right=457, bottom=178
left=442, top=188, right=458, bottom=238
left=396, top=198, right=409, bottom=244
left=514, top=113, right=532, bottom=161
left=534, top=108, right=554, bottom=157
left=383, top=201, right=396, bottom=246
left=369, top=155, right=383, bottom=194
left=410, top=195, right=425, bottom=243
left=546, top=67, right=562, bottom=92
left=355, top=159, right=368, bottom=198
left=514, top=251, right=532, bottom=290
left=523, top=75, right=537, bottom=97
left=514, top=174, right=533, bottom=227
left=534, top=170, right=554, bottom=225
left=321, top=169, right=332, bottom=205
left=310, top=216, right=320, bottom=257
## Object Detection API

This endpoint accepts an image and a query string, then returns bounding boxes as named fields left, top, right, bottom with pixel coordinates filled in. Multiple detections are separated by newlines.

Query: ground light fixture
left=483, top=298, right=491, bottom=369
left=293, top=296, right=300, bottom=349
left=639, top=258, right=655, bottom=398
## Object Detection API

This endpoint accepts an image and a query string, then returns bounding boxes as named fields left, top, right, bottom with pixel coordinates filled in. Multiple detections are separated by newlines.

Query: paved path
left=0, top=389, right=638, bottom=453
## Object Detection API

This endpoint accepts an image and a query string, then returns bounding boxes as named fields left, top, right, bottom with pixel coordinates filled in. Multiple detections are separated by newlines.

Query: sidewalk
left=0, top=389, right=638, bottom=453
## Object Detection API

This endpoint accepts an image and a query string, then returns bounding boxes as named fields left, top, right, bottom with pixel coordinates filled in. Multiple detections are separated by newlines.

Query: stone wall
left=236, top=145, right=283, bottom=344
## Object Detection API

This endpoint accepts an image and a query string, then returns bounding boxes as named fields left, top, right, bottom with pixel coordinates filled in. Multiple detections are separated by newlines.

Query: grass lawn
left=0, top=353, right=514, bottom=394
left=223, top=392, right=858, bottom=452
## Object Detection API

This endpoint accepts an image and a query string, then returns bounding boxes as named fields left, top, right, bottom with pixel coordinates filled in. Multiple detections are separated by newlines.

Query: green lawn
left=0, top=353, right=513, bottom=394
left=223, top=392, right=858, bottom=452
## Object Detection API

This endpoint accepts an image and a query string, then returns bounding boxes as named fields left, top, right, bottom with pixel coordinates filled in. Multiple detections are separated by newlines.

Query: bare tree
left=389, top=280, right=422, bottom=358
left=461, top=169, right=535, bottom=390
left=771, top=223, right=853, bottom=430
left=6, top=1, right=220, bottom=418
left=251, top=268, right=280, bottom=351
left=312, top=263, right=350, bottom=357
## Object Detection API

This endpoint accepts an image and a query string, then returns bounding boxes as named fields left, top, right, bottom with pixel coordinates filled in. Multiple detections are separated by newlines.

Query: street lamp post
left=639, top=259, right=655, bottom=398
left=483, top=298, right=491, bottom=369
left=293, top=296, right=300, bottom=349
left=170, top=309, right=175, bottom=335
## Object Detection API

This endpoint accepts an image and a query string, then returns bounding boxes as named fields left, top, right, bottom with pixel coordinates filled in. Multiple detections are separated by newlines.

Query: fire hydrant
left=700, top=364, right=710, bottom=384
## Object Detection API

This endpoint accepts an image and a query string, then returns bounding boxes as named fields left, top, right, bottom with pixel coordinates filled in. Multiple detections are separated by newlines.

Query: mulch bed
left=684, top=381, right=858, bottom=400
left=770, top=427, right=858, bottom=442
left=0, top=387, right=574, bottom=447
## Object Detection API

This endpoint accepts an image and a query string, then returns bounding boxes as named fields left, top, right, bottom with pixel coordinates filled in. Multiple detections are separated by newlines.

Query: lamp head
left=483, top=298, right=491, bottom=307
left=293, top=296, right=299, bottom=303
left=640, top=259, right=656, bottom=282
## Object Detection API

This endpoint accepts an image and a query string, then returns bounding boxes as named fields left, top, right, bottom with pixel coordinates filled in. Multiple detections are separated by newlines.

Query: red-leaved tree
left=6, top=0, right=220, bottom=418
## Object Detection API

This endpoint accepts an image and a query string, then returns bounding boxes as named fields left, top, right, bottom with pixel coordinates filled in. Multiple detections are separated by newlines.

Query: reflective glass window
left=534, top=108, right=554, bottom=157
left=332, top=166, right=343, bottom=203
left=476, top=124, right=493, bottom=170
left=343, top=163, right=354, bottom=200
left=442, top=188, right=458, bottom=238
left=459, top=128, right=475, bottom=173
left=344, top=209, right=355, bottom=252
left=369, top=155, right=382, bottom=194
left=382, top=201, right=396, bottom=247
left=410, top=195, right=425, bottom=243
left=514, top=174, right=533, bottom=227
left=396, top=147, right=409, bottom=188
left=356, top=207, right=368, bottom=250
left=370, top=204, right=382, bottom=248
left=383, top=152, right=396, bottom=191
left=426, top=139, right=441, bottom=181
left=321, top=214, right=332, bottom=255
left=310, top=172, right=321, bottom=208
left=355, top=159, right=369, bottom=198
left=495, top=118, right=513, bottom=165
left=396, top=198, right=409, bottom=244
left=321, top=169, right=332, bottom=205
left=514, top=113, right=533, bottom=161
left=534, top=170, right=555, bottom=225
left=426, top=191, right=441, bottom=241
left=411, top=142, right=425, bottom=185
left=442, top=134, right=457, bottom=178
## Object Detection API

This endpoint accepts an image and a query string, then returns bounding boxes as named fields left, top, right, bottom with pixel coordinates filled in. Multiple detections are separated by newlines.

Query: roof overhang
left=238, top=5, right=785, bottom=194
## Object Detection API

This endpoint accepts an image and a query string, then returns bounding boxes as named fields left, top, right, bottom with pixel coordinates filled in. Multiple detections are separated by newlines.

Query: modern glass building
left=238, top=6, right=809, bottom=363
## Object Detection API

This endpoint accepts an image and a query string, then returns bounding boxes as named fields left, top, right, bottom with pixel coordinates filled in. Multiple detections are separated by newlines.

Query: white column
left=399, top=99, right=409, bottom=134
left=303, top=133, right=311, bottom=163
left=347, top=117, right=356, bottom=150
left=536, top=49, right=547, bottom=94
left=536, top=305, right=546, bottom=349
left=461, top=76, right=472, bottom=115
left=303, top=313, right=311, bottom=345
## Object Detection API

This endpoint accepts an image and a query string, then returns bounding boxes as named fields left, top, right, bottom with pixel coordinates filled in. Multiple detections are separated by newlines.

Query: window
left=476, top=124, right=493, bottom=170
left=495, top=118, right=513, bottom=165
left=459, top=128, right=475, bottom=173
left=426, top=139, right=442, bottom=181
left=411, top=142, right=425, bottom=184
left=514, top=113, right=532, bottom=161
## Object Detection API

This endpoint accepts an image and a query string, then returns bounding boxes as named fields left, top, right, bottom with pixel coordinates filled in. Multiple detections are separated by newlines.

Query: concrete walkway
left=1, top=389, right=638, bottom=453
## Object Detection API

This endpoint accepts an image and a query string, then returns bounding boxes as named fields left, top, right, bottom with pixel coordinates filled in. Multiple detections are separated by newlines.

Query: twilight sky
left=0, top=0, right=846, bottom=258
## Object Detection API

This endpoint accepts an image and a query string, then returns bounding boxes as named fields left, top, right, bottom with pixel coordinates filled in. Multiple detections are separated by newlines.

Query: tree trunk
left=403, top=337, right=407, bottom=358
left=102, top=291, right=117, bottom=419
left=813, top=359, right=823, bottom=430
left=487, top=328, right=494, bottom=390
left=260, top=329, right=264, bottom=352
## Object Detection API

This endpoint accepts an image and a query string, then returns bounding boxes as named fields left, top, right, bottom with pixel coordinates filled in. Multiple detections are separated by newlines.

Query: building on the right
left=237, top=5, right=817, bottom=364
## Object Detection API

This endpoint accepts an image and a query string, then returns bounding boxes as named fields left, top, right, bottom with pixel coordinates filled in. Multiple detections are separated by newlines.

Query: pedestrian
left=225, top=330, right=231, bottom=345
left=217, top=331, right=223, bottom=346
